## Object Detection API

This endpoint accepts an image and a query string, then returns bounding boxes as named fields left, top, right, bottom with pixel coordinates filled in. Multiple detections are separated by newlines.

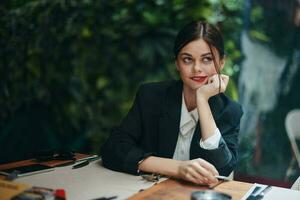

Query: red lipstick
left=191, top=76, right=207, bottom=83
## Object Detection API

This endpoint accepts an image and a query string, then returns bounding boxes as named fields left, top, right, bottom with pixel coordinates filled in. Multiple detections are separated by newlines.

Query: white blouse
left=172, top=93, right=221, bottom=161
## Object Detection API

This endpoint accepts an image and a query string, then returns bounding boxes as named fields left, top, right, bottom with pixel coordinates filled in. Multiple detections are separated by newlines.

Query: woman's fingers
left=209, top=74, right=229, bottom=92
left=220, top=74, right=229, bottom=91
left=179, top=159, right=220, bottom=185
left=208, top=74, right=219, bottom=89
left=190, top=163, right=215, bottom=184
left=181, top=162, right=206, bottom=184
left=197, top=74, right=230, bottom=100
left=185, top=173, right=202, bottom=184
left=188, top=159, right=218, bottom=184
left=220, top=74, right=229, bottom=86
left=185, top=167, right=206, bottom=184
left=197, top=158, right=219, bottom=176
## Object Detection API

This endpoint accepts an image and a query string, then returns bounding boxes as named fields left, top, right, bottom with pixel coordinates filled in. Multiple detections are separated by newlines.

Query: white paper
left=242, top=183, right=300, bottom=200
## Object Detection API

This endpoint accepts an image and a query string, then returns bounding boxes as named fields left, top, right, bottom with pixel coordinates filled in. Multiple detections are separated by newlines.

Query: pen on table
left=72, top=160, right=90, bottom=169
left=72, top=155, right=100, bottom=169
left=215, top=175, right=231, bottom=181
left=208, top=175, right=231, bottom=189
left=76, top=154, right=99, bottom=162
left=90, top=196, right=117, bottom=200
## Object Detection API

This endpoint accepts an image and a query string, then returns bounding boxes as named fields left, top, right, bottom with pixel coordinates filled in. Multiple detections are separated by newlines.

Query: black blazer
left=101, top=80, right=243, bottom=176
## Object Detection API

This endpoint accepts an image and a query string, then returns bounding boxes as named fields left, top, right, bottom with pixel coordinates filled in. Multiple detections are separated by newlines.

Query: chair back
left=291, top=176, right=300, bottom=190
left=285, top=109, right=300, bottom=167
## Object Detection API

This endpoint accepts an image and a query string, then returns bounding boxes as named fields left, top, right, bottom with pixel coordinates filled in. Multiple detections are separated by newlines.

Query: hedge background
left=0, top=0, right=243, bottom=163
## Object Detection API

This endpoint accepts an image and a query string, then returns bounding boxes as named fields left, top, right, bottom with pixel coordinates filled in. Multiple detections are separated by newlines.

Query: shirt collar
left=180, top=93, right=198, bottom=136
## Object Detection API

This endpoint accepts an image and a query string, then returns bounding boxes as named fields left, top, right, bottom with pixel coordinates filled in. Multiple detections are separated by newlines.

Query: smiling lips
left=191, top=76, right=208, bottom=83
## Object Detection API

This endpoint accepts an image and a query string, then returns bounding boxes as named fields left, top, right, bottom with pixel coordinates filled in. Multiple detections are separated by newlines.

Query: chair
left=291, top=176, right=300, bottom=190
left=285, top=109, right=300, bottom=180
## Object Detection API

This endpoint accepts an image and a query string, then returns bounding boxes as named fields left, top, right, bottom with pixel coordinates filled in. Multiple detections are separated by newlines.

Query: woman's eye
left=183, top=57, right=192, bottom=63
left=202, top=57, right=212, bottom=63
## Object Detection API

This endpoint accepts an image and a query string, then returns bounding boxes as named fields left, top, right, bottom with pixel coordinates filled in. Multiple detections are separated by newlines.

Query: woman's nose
left=193, top=61, right=202, bottom=72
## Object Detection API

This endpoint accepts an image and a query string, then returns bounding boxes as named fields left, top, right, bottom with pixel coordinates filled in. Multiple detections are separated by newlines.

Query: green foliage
left=0, top=0, right=243, bottom=153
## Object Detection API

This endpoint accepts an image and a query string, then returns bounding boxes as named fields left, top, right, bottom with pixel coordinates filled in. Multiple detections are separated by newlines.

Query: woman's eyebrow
left=180, top=52, right=192, bottom=57
left=180, top=52, right=212, bottom=57
left=201, top=52, right=212, bottom=57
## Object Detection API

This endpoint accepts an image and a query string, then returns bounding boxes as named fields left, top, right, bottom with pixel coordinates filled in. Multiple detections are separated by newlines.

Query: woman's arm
left=196, top=74, right=229, bottom=140
left=196, top=97, right=218, bottom=141
left=190, top=74, right=241, bottom=175
left=138, top=156, right=219, bottom=185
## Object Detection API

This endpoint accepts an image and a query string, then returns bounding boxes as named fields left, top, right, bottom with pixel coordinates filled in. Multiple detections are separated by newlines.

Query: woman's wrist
left=159, top=159, right=183, bottom=178
left=138, top=156, right=183, bottom=178
left=196, top=94, right=209, bottom=106
left=171, top=159, right=183, bottom=178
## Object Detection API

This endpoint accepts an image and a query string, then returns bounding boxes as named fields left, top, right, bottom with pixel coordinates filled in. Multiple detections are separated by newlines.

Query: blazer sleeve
left=100, top=85, right=153, bottom=175
left=191, top=102, right=243, bottom=176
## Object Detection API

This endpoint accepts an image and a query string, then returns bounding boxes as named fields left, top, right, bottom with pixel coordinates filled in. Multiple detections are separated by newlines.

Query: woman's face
left=176, top=38, right=224, bottom=91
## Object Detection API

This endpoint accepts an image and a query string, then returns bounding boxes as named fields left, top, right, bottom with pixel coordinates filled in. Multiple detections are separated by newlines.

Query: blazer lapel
left=158, top=81, right=182, bottom=158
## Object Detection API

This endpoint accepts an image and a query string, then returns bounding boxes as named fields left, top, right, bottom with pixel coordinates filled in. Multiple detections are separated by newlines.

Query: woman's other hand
left=177, top=158, right=219, bottom=185
left=196, top=74, right=229, bottom=101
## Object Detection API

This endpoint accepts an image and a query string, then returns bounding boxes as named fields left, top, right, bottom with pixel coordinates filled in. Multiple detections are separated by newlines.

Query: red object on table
left=55, top=188, right=66, bottom=200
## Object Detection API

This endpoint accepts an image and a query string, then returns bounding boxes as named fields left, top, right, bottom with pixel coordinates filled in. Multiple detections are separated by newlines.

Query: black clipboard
left=0, top=164, right=54, bottom=177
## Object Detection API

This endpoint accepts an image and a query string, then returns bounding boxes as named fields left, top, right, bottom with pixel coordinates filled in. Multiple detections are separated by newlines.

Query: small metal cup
left=191, top=190, right=232, bottom=200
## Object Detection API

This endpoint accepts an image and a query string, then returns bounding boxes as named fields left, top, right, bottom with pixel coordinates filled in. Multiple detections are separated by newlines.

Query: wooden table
left=128, top=178, right=252, bottom=200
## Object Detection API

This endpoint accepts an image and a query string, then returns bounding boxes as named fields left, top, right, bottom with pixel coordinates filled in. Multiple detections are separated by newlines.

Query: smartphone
left=0, top=164, right=54, bottom=177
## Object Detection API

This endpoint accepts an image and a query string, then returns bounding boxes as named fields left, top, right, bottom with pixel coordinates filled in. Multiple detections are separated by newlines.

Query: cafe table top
left=0, top=158, right=252, bottom=200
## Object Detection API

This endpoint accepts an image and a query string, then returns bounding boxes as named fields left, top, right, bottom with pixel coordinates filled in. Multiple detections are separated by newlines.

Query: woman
left=101, top=21, right=243, bottom=185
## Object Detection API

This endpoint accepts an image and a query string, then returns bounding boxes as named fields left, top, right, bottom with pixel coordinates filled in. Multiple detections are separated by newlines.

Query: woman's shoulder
left=139, top=80, right=179, bottom=90
left=134, top=80, right=182, bottom=111
left=133, top=80, right=181, bottom=115
left=137, top=80, right=180, bottom=97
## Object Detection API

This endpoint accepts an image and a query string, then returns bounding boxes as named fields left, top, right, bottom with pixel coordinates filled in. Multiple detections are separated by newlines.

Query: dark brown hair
left=174, top=21, right=225, bottom=92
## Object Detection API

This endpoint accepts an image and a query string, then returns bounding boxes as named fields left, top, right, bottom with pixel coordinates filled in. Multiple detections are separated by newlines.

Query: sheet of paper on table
left=241, top=183, right=300, bottom=200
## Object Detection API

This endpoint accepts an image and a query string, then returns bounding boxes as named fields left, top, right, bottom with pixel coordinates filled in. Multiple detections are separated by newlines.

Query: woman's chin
left=182, top=79, right=206, bottom=91
left=185, top=83, right=204, bottom=91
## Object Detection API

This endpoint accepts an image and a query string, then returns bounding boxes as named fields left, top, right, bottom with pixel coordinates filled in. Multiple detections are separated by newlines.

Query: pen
left=72, top=160, right=89, bottom=169
left=72, top=155, right=100, bottom=169
left=91, top=196, right=117, bottom=200
left=215, top=175, right=231, bottom=181
left=76, top=154, right=98, bottom=162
